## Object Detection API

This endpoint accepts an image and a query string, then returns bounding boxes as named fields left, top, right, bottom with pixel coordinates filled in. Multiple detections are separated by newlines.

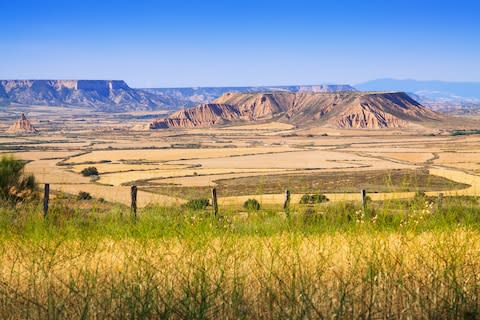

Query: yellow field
left=2, top=230, right=479, bottom=318
left=170, top=149, right=415, bottom=170
left=5, top=119, right=480, bottom=207
left=372, top=152, right=435, bottom=163
left=99, top=168, right=283, bottom=186
left=65, top=147, right=294, bottom=164
left=53, top=183, right=183, bottom=206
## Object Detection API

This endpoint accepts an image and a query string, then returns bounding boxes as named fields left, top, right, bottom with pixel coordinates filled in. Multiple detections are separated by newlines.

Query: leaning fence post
left=283, top=189, right=291, bottom=217
left=211, top=188, right=218, bottom=216
left=437, top=192, right=443, bottom=210
left=43, top=183, right=49, bottom=218
left=361, top=189, right=367, bottom=210
left=131, top=185, right=137, bottom=219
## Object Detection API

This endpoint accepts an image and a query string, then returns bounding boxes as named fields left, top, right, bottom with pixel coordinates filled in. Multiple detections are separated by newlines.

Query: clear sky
left=1, top=0, right=479, bottom=88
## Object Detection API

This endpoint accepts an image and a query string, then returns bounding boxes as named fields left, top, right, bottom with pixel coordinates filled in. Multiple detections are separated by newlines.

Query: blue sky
left=0, top=0, right=479, bottom=87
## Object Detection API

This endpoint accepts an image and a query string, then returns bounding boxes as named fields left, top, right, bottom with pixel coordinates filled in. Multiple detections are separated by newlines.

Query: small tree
left=81, top=167, right=99, bottom=177
left=0, top=156, right=36, bottom=203
left=243, top=198, right=261, bottom=211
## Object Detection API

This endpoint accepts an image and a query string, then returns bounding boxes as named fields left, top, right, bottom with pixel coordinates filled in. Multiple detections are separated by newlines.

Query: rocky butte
left=6, top=113, right=38, bottom=134
left=149, top=91, right=442, bottom=129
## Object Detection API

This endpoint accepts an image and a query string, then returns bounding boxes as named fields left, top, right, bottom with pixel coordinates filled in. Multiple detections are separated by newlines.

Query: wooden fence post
left=361, top=189, right=367, bottom=210
left=437, top=192, right=443, bottom=210
left=211, top=188, right=218, bottom=216
left=131, top=185, right=137, bottom=219
left=283, top=189, right=291, bottom=217
left=43, top=183, right=49, bottom=218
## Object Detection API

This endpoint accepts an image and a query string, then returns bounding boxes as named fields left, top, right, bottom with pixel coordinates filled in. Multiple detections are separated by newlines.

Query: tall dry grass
left=0, top=195, right=479, bottom=318
left=1, top=232, right=479, bottom=319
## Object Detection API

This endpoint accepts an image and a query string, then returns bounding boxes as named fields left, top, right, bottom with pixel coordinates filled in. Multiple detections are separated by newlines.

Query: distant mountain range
left=1, top=79, right=479, bottom=115
left=0, top=80, right=357, bottom=111
left=149, top=91, right=441, bottom=130
left=0, top=80, right=171, bottom=111
left=356, top=79, right=480, bottom=113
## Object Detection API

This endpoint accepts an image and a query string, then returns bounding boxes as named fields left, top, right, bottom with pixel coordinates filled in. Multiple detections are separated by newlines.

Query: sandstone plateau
left=6, top=113, right=38, bottom=134
left=149, top=91, right=441, bottom=129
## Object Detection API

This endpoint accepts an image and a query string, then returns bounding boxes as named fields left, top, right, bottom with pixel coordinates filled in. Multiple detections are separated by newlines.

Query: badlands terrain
left=2, top=102, right=480, bottom=208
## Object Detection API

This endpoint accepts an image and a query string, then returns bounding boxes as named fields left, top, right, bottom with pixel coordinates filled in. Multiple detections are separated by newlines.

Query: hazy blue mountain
left=356, top=79, right=480, bottom=113
left=356, top=79, right=480, bottom=99
left=0, top=80, right=172, bottom=111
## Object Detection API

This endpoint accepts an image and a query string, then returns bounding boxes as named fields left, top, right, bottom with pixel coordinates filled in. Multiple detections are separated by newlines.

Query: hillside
left=0, top=80, right=171, bottom=111
left=149, top=91, right=442, bottom=129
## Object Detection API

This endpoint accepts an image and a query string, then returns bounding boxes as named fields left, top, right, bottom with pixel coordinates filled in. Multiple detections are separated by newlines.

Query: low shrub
left=243, top=198, right=261, bottom=211
left=299, top=193, right=329, bottom=204
left=81, top=167, right=99, bottom=177
left=77, top=191, right=92, bottom=200
left=183, top=198, right=209, bottom=210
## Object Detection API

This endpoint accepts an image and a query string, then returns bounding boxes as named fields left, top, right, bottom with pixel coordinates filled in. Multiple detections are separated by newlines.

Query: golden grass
left=1, top=230, right=479, bottom=318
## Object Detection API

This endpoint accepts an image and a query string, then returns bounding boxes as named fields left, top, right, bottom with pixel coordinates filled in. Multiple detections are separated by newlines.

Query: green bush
left=300, top=193, right=329, bottom=204
left=77, top=191, right=92, bottom=200
left=243, top=198, right=261, bottom=211
left=81, top=167, right=99, bottom=177
left=0, top=156, right=36, bottom=202
left=182, top=198, right=209, bottom=210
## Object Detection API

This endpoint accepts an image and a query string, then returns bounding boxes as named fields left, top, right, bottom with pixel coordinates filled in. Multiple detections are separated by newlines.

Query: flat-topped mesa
left=149, top=91, right=441, bottom=130
left=6, top=113, right=38, bottom=134
left=0, top=80, right=129, bottom=92
left=0, top=80, right=162, bottom=111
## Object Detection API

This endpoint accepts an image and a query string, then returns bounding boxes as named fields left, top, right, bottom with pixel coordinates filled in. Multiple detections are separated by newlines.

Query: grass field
left=1, top=195, right=480, bottom=319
